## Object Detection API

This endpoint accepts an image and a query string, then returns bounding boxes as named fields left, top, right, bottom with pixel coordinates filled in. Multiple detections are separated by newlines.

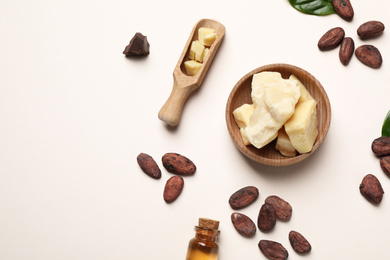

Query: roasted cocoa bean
left=380, top=156, right=390, bottom=177
left=137, top=153, right=161, bottom=179
left=265, top=195, right=292, bottom=221
left=162, top=153, right=196, bottom=176
left=355, top=45, right=383, bottom=69
left=257, top=203, right=276, bottom=232
left=359, top=174, right=384, bottom=204
left=332, top=0, right=354, bottom=21
left=258, top=240, right=288, bottom=260
left=318, top=27, right=345, bottom=51
left=357, top=21, right=385, bottom=40
left=163, top=176, right=184, bottom=203
left=229, top=186, right=259, bottom=209
left=231, top=212, right=256, bottom=237
left=339, top=37, right=355, bottom=66
left=289, top=230, right=312, bottom=255
left=372, top=136, right=390, bottom=157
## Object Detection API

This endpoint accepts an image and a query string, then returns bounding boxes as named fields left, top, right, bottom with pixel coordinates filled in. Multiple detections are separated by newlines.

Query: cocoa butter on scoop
left=123, top=32, right=150, bottom=56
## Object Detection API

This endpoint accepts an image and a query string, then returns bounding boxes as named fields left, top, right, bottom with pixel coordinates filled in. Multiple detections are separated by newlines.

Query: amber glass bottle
left=185, top=218, right=220, bottom=260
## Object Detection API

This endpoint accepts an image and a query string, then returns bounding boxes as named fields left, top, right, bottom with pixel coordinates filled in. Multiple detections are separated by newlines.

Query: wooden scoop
left=158, top=19, right=225, bottom=126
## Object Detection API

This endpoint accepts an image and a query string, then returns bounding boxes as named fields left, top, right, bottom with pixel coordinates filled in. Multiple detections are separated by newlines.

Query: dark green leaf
left=382, top=110, right=390, bottom=137
left=289, top=0, right=335, bottom=15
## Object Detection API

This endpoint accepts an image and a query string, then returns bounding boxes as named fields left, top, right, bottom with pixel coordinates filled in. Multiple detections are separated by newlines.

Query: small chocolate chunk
left=123, top=32, right=150, bottom=56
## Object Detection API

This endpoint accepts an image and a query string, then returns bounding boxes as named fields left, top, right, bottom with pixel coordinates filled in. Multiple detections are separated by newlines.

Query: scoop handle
left=158, top=79, right=193, bottom=126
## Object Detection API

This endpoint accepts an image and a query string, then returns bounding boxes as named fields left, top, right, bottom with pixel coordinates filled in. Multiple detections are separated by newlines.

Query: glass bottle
left=185, top=218, right=220, bottom=260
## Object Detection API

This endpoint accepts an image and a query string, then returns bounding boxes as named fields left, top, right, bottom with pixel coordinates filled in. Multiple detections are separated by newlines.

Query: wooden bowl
left=226, top=64, right=331, bottom=166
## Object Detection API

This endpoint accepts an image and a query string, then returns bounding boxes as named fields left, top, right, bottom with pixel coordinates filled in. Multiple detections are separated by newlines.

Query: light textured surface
left=0, top=0, right=389, bottom=259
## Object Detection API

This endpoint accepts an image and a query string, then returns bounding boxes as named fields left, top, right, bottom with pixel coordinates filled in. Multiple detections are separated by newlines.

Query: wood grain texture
left=158, top=19, right=226, bottom=126
left=225, top=64, right=331, bottom=166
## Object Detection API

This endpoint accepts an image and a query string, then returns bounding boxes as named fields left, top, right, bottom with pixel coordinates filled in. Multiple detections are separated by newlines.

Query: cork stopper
left=199, top=218, right=219, bottom=230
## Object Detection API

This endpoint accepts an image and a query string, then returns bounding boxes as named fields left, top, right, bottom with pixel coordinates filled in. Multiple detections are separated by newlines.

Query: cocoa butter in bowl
left=225, top=63, right=331, bottom=166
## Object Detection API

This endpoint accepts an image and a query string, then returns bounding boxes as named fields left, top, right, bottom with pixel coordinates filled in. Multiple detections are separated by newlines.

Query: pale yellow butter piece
left=251, top=72, right=283, bottom=105
left=284, top=99, right=318, bottom=154
left=203, top=48, right=210, bottom=60
left=240, top=128, right=251, bottom=145
left=233, top=104, right=255, bottom=129
left=276, top=127, right=297, bottom=157
left=203, top=33, right=217, bottom=46
left=233, top=104, right=255, bottom=146
left=189, top=40, right=205, bottom=63
left=245, top=81, right=300, bottom=149
left=184, top=60, right=202, bottom=76
left=289, top=74, right=314, bottom=103
left=198, top=27, right=217, bottom=46
left=263, top=81, right=301, bottom=122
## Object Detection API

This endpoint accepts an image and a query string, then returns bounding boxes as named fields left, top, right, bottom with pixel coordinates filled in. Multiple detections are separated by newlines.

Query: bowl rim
left=225, top=63, right=331, bottom=166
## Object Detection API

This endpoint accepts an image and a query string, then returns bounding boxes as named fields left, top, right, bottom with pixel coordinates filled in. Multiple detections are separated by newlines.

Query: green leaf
left=288, top=0, right=335, bottom=15
left=382, top=110, right=390, bottom=137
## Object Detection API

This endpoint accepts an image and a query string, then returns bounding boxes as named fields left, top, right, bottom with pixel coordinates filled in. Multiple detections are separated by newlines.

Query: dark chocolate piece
left=123, top=32, right=150, bottom=56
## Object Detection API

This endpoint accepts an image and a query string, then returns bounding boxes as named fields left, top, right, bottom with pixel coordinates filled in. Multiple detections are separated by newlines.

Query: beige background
left=1, top=0, right=389, bottom=259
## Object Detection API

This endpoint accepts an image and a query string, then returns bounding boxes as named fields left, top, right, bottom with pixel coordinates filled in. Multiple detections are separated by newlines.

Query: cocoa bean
left=339, top=37, right=355, bottom=66
left=289, top=230, right=312, bottom=255
left=231, top=212, right=256, bottom=237
left=380, top=156, right=390, bottom=177
left=318, top=27, right=345, bottom=51
left=258, top=240, right=288, bottom=260
left=257, top=203, right=276, bottom=232
left=355, top=45, right=383, bottom=69
left=265, top=195, right=292, bottom=221
left=357, top=21, right=385, bottom=40
left=137, top=153, right=161, bottom=179
left=163, top=176, right=184, bottom=203
left=359, top=174, right=384, bottom=204
left=372, top=136, right=390, bottom=157
left=229, top=186, right=259, bottom=209
left=332, top=0, right=354, bottom=21
left=162, top=153, right=196, bottom=176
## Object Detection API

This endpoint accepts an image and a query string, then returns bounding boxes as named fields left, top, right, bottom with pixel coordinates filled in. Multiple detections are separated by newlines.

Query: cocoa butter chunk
left=359, top=174, right=384, bottom=204
left=372, top=136, right=390, bottom=157
left=123, top=32, right=150, bottom=56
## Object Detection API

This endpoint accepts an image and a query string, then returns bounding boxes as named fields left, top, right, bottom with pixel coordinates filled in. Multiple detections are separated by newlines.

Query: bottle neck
left=194, top=226, right=220, bottom=243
